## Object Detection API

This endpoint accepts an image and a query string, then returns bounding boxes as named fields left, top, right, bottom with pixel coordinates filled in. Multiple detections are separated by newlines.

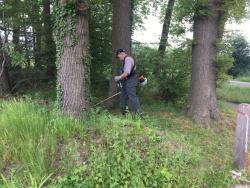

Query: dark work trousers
left=120, top=74, right=141, bottom=114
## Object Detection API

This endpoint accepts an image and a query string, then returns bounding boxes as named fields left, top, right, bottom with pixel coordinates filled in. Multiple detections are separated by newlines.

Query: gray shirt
left=123, top=56, right=136, bottom=75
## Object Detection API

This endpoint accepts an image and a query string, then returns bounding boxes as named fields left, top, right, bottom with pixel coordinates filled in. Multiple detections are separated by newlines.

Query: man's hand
left=114, top=75, right=122, bottom=82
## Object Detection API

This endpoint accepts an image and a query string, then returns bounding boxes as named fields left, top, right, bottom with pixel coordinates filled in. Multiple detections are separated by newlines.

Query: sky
left=133, top=14, right=250, bottom=44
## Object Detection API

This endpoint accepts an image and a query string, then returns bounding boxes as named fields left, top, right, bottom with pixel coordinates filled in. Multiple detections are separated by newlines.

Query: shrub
left=133, top=43, right=191, bottom=107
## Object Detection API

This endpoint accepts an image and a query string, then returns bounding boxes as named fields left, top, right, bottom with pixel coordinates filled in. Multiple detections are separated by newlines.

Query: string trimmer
left=94, top=75, right=147, bottom=106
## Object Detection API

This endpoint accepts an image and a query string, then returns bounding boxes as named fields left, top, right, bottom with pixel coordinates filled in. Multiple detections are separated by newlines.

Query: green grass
left=235, top=76, right=250, bottom=82
left=217, top=83, right=250, bottom=103
left=0, top=99, right=83, bottom=186
left=0, top=98, right=242, bottom=187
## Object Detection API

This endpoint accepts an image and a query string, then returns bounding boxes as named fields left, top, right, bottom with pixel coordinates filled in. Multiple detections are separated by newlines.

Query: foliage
left=0, top=0, right=49, bottom=65
left=132, top=0, right=155, bottom=31
left=227, top=34, right=250, bottom=77
left=133, top=42, right=191, bottom=107
left=215, top=41, right=234, bottom=86
left=225, top=0, right=249, bottom=22
left=170, top=0, right=196, bottom=36
left=171, top=0, right=249, bottom=37
left=89, top=0, right=112, bottom=95
left=4, top=43, right=29, bottom=68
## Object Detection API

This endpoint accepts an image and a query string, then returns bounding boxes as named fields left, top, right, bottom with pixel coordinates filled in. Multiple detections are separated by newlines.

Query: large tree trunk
left=0, top=36, right=10, bottom=96
left=158, top=0, right=175, bottom=56
left=43, top=0, right=56, bottom=79
left=187, top=0, right=224, bottom=127
left=107, top=0, right=132, bottom=107
left=57, top=0, right=90, bottom=117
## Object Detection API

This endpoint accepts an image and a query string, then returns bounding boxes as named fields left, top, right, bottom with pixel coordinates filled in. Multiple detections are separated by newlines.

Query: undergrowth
left=0, top=98, right=240, bottom=187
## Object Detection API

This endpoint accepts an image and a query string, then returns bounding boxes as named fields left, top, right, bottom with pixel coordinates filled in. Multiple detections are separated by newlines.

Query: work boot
left=121, top=106, right=129, bottom=115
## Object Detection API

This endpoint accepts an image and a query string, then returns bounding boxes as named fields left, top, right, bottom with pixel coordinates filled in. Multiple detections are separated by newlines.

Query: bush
left=133, top=43, right=191, bottom=107
left=226, top=35, right=250, bottom=77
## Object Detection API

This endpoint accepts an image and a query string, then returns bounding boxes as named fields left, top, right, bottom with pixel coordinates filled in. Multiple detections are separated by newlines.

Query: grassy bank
left=235, top=76, right=250, bottom=82
left=217, top=84, right=250, bottom=104
left=0, top=98, right=242, bottom=187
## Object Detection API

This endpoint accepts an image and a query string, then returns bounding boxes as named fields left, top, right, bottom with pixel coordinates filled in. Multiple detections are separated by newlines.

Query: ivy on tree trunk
left=54, top=0, right=90, bottom=117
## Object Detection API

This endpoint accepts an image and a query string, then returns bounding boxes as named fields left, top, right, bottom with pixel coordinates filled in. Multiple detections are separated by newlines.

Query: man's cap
left=116, top=48, right=125, bottom=57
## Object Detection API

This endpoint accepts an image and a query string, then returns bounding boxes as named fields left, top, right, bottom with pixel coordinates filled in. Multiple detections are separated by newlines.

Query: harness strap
left=122, top=56, right=136, bottom=79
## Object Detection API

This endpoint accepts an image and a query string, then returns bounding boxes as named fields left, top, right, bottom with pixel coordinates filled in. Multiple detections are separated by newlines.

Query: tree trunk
left=31, top=3, right=42, bottom=67
left=43, top=0, right=56, bottom=79
left=12, top=0, right=20, bottom=52
left=23, top=15, right=30, bottom=65
left=33, top=27, right=42, bottom=67
left=187, top=0, right=224, bottom=127
left=13, top=26, right=20, bottom=52
left=158, top=0, right=175, bottom=56
left=107, top=0, right=132, bottom=107
left=0, top=36, right=10, bottom=96
left=57, top=0, right=90, bottom=117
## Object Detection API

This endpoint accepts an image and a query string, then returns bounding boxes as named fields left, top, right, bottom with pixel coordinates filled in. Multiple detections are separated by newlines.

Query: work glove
left=114, top=76, right=122, bottom=82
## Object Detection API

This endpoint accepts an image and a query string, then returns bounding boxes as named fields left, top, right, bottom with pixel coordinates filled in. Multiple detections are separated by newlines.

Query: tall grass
left=0, top=99, right=83, bottom=186
left=217, top=84, right=250, bottom=103
left=0, top=99, right=240, bottom=187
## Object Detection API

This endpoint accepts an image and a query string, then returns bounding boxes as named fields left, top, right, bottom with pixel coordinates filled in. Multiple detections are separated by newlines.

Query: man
left=114, top=49, right=141, bottom=116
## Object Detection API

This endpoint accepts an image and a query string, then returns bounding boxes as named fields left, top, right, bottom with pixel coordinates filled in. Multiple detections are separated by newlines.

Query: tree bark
left=57, top=0, right=90, bottom=117
left=158, top=0, right=175, bottom=56
left=0, top=36, right=10, bottom=96
left=43, top=0, right=56, bottom=79
left=107, top=0, right=132, bottom=107
left=187, top=0, right=224, bottom=127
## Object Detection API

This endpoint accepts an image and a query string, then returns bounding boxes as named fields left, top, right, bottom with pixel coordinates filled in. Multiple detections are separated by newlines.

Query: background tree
left=42, top=0, right=56, bottom=79
left=0, top=35, right=10, bottom=96
left=0, top=0, right=57, bottom=91
left=158, top=0, right=175, bottom=56
left=33, top=3, right=43, bottom=67
left=228, top=35, right=250, bottom=77
left=107, top=0, right=132, bottom=107
left=173, top=0, right=249, bottom=127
